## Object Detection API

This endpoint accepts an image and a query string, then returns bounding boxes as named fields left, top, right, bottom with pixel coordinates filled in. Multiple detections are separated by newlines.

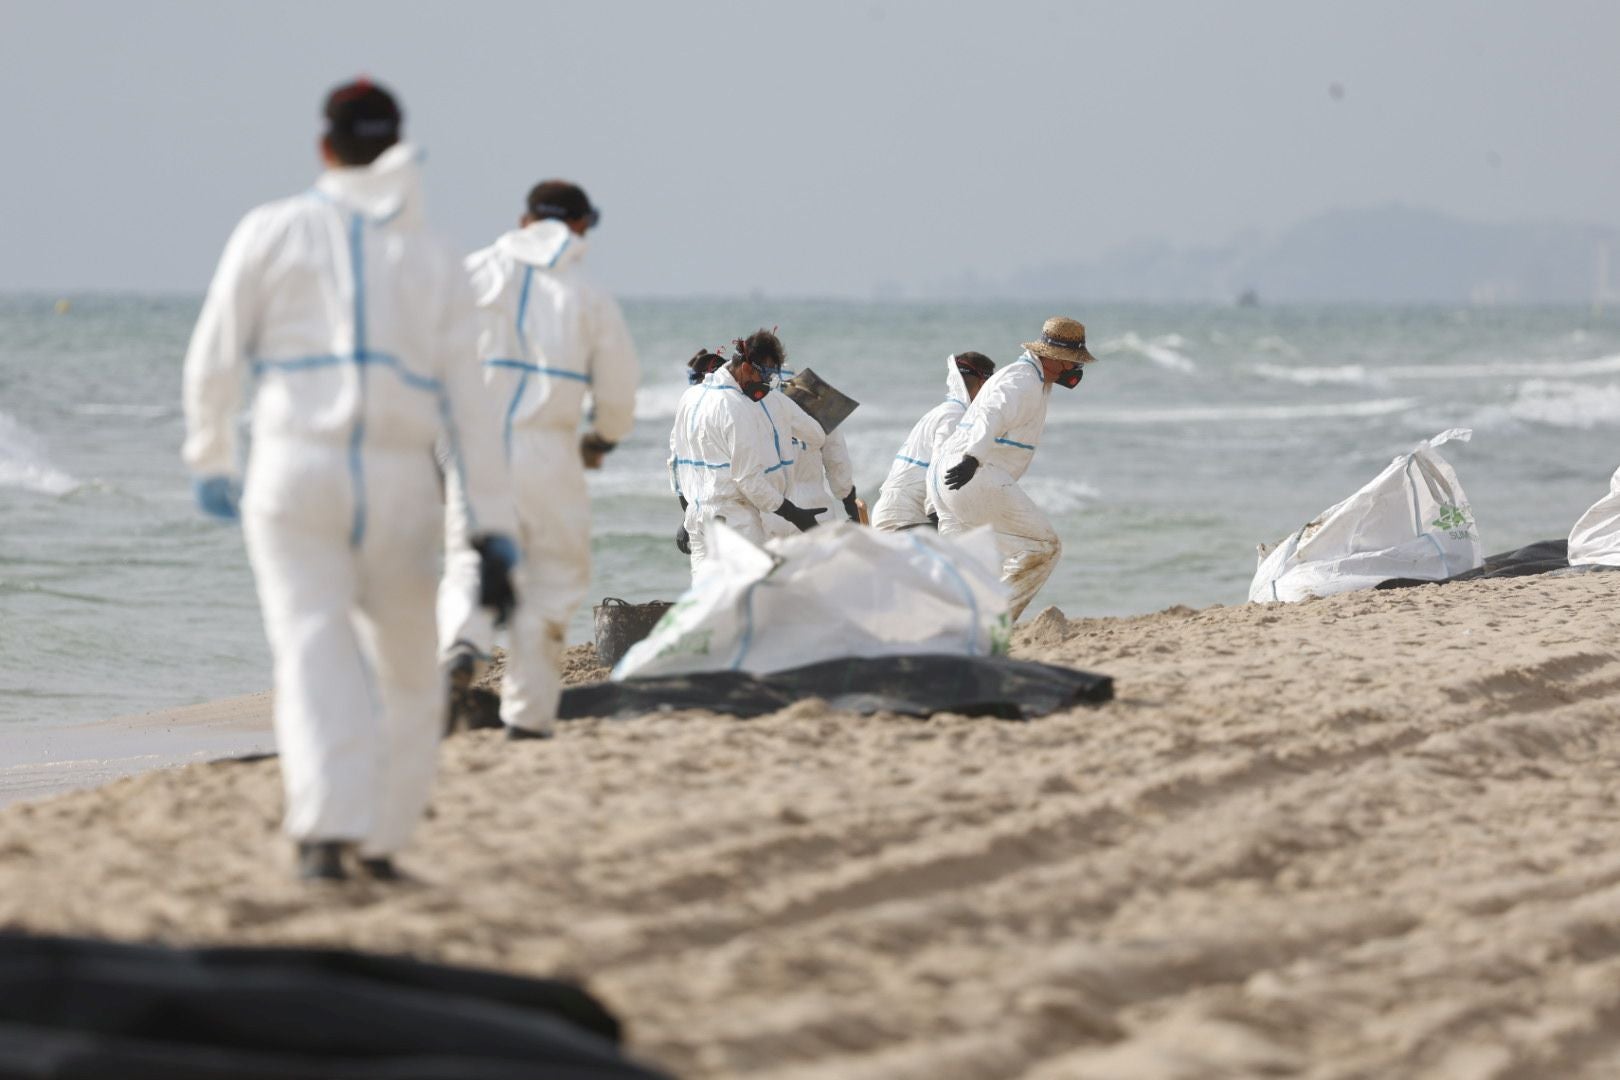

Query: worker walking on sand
left=182, top=79, right=519, bottom=882
left=871, top=351, right=996, bottom=531
left=670, top=348, right=726, bottom=555
left=673, top=333, right=824, bottom=570
left=438, top=180, right=640, bottom=740
left=929, top=317, right=1095, bottom=620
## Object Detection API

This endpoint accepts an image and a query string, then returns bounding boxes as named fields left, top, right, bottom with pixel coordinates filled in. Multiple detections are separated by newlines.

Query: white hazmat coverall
left=927, top=351, right=1060, bottom=621
left=672, top=366, right=785, bottom=571
left=182, top=144, right=515, bottom=856
left=872, top=355, right=972, bottom=531
left=439, top=220, right=639, bottom=734
left=760, top=392, right=854, bottom=539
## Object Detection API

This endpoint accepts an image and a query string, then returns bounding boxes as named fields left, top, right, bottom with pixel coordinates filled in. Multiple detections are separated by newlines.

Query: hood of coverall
left=944, top=353, right=973, bottom=406
left=496, top=219, right=589, bottom=271
left=315, top=142, right=427, bottom=228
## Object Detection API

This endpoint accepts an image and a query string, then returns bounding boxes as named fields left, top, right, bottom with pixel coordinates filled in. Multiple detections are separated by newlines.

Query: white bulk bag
left=613, top=520, right=1011, bottom=680
left=1249, top=429, right=1483, bottom=603
left=1568, top=465, right=1620, bottom=568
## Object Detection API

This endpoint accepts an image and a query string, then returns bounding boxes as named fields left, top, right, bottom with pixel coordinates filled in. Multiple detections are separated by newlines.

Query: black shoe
left=297, top=841, right=348, bottom=882
left=359, top=856, right=403, bottom=882
left=505, top=724, right=553, bottom=741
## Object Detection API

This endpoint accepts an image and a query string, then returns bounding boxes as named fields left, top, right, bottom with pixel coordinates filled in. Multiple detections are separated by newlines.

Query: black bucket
left=593, top=598, right=674, bottom=669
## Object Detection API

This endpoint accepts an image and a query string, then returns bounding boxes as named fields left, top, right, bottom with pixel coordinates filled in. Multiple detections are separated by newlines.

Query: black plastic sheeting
left=559, top=654, right=1114, bottom=721
left=1375, top=538, right=1617, bottom=591
left=0, top=934, right=671, bottom=1080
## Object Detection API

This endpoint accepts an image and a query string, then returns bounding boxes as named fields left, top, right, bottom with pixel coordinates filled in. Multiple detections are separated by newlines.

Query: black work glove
left=842, top=488, right=861, bottom=522
left=774, top=498, right=826, bottom=532
left=580, top=432, right=616, bottom=470
left=674, top=495, right=691, bottom=553
left=470, top=533, right=518, bottom=628
left=944, top=454, right=980, bottom=491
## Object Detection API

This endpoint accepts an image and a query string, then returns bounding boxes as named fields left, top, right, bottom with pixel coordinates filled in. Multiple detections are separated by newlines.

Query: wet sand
left=4, top=573, right=1620, bottom=1078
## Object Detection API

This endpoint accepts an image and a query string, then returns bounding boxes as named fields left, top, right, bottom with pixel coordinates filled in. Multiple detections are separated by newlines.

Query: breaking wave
left=1100, top=332, right=1198, bottom=372
left=1057, top=398, right=1418, bottom=425
left=0, top=409, right=78, bottom=496
left=1251, top=363, right=1380, bottom=387
left=1262, top=352, right=1620, bottom=385
left=1469, top=380, right=1620, bottom=431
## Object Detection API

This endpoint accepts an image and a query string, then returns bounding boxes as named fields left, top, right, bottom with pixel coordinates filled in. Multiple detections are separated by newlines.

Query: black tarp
left=559, top=654, right=1113, bottom=721
left=1375, top=538, right=1617, bottom=590
left=0, top=934, right=671, bottom=1079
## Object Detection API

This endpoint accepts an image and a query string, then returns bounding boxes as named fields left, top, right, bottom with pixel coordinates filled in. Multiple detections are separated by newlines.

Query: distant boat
left=1236, top=289, right=1260, bottom=308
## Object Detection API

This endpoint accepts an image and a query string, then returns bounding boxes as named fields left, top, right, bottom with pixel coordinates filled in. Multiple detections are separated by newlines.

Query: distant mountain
left=949, top=205, right=1620, bottom=305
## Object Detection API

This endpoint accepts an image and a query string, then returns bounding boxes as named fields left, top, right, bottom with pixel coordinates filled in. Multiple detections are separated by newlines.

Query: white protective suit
left=672, top=366, right=786, bottom=570
left=927, top=351, right=1061, bottom=621
left=1568, top=465, right=1620, bottom=567
left=871, top=355, right=973, bottom=531
left=760, top=392, right=855, bottom=539
left=182, top=144, right=514, bottom=855
left=438, top=219, right=640, bottom=734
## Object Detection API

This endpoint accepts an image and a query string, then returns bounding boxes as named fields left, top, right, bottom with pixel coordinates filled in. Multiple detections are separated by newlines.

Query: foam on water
left=1099, top=332, right=1198, bottom=372
left=0, top=409, right=78, bottom=496
left=1020, top=475, right=1102, bottom=513
left=1052, top=397, right=1419, bottom=425
left=73, top=402, right=173, bottom=419
left=1251, top=362, right=1380, bottom=387
left=1469, top=380, right=1620, bottom=431
left=633, top=382, right=689, bottom=423
left=1270, top=352, right=1620, bottom=384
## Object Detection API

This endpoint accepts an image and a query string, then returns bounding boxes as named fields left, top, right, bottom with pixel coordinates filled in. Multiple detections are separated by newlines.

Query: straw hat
left=1024, top=316, right=1098, bottom=366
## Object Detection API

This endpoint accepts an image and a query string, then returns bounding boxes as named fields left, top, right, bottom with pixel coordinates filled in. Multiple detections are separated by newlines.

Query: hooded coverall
left=759, top=392, right=854, bottom=539
left=671, top=366, right=785, bottom=571
left=872, top=355, right=973, bottom=531
left=928, top=351, right=1062, bottom=621
left=182, top=144, right=515, bottom=855
left=438, top=220, right=640, bottom=735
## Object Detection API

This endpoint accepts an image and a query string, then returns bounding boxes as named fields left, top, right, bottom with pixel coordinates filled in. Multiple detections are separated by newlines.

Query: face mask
left=735, top=367, right=771, bottom=401
left=1055, top=364, right=1084, bottom=390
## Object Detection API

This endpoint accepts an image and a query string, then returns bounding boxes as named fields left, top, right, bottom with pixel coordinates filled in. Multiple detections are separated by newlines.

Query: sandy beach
left=4, top=571, right=1620, bottom=1077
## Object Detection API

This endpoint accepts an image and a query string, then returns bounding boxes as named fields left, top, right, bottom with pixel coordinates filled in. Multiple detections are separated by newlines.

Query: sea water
left=3, top=295, right=1618, bottom=728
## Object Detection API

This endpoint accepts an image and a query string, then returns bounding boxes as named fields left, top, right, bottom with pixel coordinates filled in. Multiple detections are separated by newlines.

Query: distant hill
left=950, top=205, right=1620, bottom=305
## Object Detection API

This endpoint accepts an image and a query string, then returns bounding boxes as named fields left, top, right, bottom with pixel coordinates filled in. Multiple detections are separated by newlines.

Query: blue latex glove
left=194, top=475, right=241, bottom=522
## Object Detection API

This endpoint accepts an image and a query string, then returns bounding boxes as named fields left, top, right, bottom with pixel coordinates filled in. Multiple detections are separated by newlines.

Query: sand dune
left=3, top=572, right=1620, bottom=1077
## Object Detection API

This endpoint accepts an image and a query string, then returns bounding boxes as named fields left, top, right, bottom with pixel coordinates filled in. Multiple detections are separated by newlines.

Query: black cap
left=526, top=180, right=599, bottom=228
left=323, top=78, right=401, bottom=166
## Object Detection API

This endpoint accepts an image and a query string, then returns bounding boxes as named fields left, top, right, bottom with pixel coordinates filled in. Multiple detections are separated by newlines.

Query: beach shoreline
left=4, top=573, right=1620, bottom=1077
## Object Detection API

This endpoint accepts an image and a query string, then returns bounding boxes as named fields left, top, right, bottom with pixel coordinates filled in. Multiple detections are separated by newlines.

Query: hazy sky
left=2, top=1, right=1617, bottom=297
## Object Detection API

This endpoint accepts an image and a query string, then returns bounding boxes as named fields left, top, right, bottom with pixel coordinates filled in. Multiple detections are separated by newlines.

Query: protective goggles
left=530, top=203, right=601, bottom=229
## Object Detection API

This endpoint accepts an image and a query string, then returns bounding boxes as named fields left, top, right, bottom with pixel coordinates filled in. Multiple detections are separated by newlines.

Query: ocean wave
left=1250, top=362, right=1380, bottom=387
left=73, top=402, right=174, bottom=419
left=1271, top=352, right=1620, bottom=384
left=0, top=409, right=79, bottom=496
left=1020, top=475, right=1101, bottom=513
left=1469, top=380, right=1620, bottom=430
left=1054, top=397, right=1418, bottom=425
left=634, top=383, right=690, bottom=422
left=1098, top=332, right=1198, bottom=372
left=1254, top=334, right=1302, bottom=358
